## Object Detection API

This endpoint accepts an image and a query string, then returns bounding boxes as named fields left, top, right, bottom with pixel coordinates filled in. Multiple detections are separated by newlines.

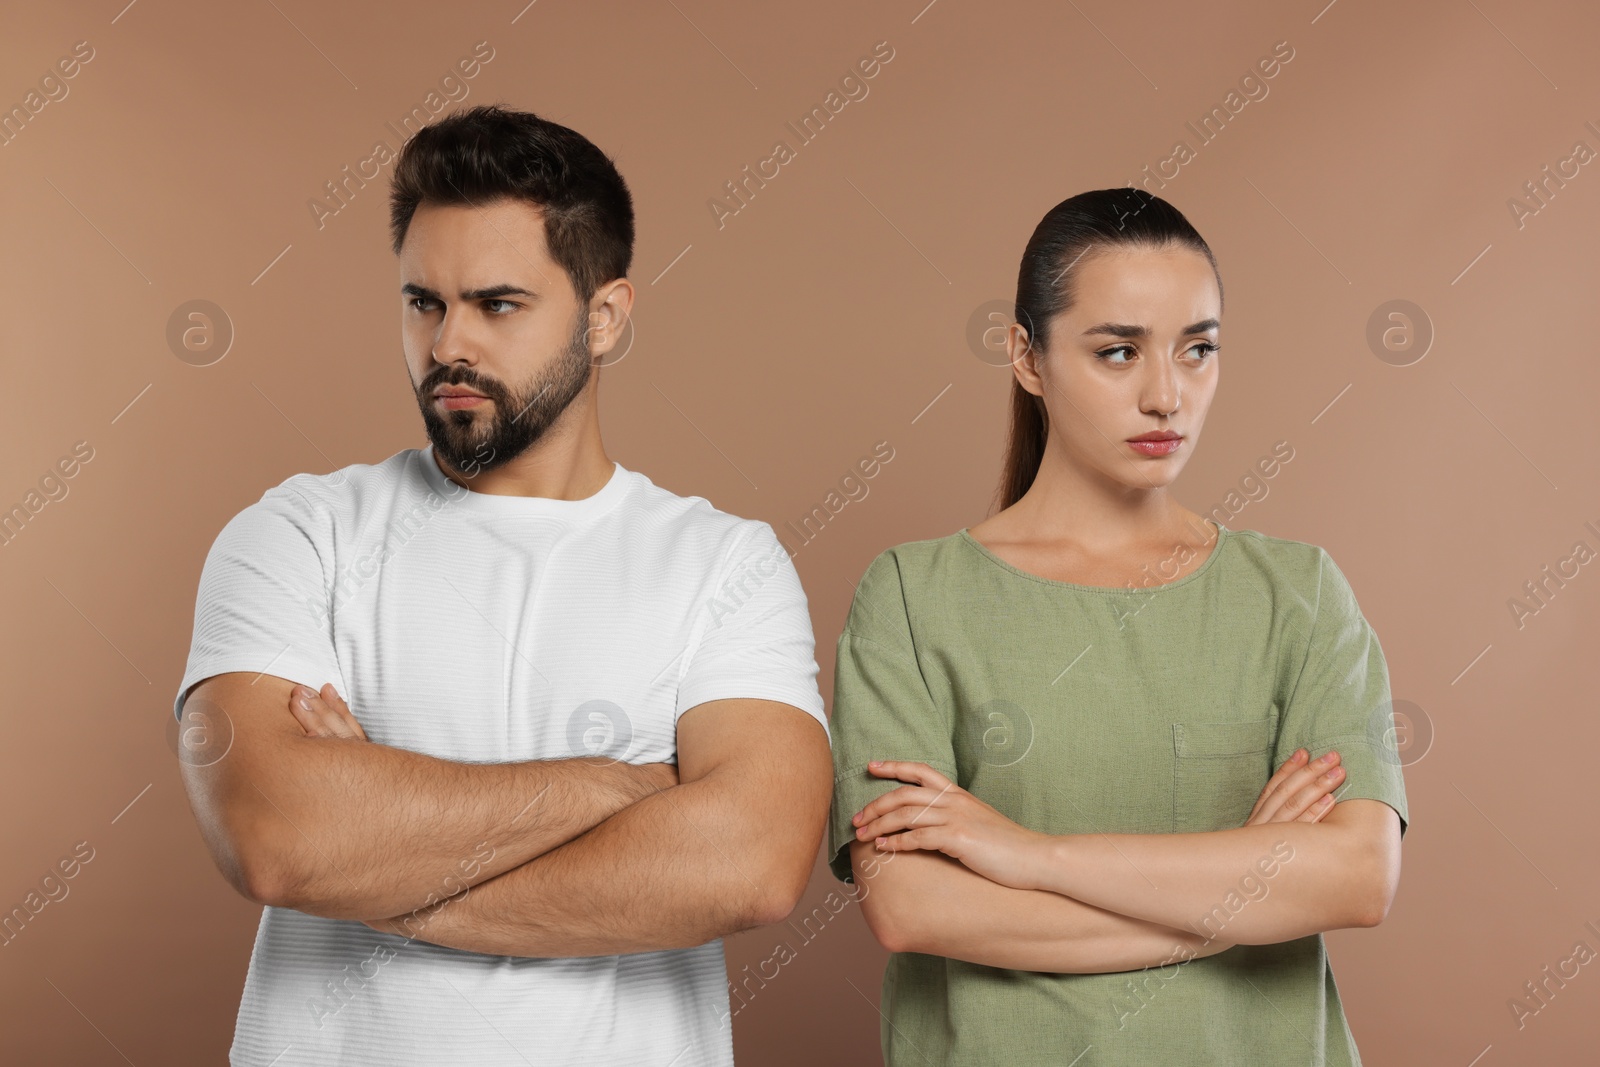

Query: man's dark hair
left=388, top=104, right=635, bottom=306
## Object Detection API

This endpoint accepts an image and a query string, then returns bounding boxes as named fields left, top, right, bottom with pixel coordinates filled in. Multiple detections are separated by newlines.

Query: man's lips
left=434, top=388, right=490, bottom=410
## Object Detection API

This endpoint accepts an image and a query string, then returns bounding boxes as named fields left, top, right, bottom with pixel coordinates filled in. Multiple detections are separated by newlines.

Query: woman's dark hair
left=388, top=104, right=634, bottom=308
left=998, top=188, right=1222, bottom=511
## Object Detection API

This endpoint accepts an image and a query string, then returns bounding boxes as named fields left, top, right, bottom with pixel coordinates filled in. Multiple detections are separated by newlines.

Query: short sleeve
left=827, top=551, right=957, bottom=883
left=673, top=522, right=827, bottom=733
left=173, top=485, right=345, bottom=722
left=1275, top=548, right=1410, bottom=838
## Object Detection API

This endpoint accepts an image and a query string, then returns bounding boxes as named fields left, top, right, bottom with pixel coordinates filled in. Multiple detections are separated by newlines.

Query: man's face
left=398, top=198, right=593, bottom=478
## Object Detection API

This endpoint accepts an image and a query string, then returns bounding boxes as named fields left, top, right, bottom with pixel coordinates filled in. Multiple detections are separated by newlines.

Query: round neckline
left=417, top=443, right=630, bottom=520
left=957, top=520, right=1229, bottom=594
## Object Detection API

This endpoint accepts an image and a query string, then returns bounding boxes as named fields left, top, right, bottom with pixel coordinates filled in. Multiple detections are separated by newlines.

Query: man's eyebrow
left=1081, top=318, right=1219, bottom=339
left=400, top=282, right=539, bottom=301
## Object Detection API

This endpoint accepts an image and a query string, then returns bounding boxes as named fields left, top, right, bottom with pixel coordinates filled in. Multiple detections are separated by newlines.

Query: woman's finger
left=1282, top=761, right=1343, bottom=818
left=1247, top=749, right=1307, bottom=821
left=1296, top=795, right=1336, bottom=822
left=1272, top=753, right=1342, bottom=820
left=852, top=784, right=944, bottom=827
left=867, top=760, right=953, bottom=791
left=856, top=801, right=950, bottom=842
left=1248, top=751, right=1342, bottom=824
left=872, top=827, right=941, bottom=853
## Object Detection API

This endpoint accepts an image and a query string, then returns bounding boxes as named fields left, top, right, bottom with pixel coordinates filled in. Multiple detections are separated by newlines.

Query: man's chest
left=323, top=545, right=703, bottom=765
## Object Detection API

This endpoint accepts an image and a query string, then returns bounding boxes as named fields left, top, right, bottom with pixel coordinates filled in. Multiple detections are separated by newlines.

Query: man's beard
left=415, top=312, right=593, bottom=478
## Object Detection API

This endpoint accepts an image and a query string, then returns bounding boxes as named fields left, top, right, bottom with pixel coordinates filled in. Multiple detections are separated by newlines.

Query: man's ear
left=584, top=278, right=635, bottom=360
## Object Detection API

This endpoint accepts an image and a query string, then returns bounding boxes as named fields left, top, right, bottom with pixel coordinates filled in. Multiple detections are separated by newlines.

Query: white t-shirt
left=174, top=444, right=829, bottom=1067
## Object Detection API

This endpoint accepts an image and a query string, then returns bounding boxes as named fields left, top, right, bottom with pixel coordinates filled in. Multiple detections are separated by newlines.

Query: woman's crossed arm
left=848, top=746, right=1396, bottom=965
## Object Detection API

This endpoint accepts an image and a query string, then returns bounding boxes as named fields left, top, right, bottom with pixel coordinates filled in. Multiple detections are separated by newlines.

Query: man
left=173, top=104, right=833, bottom=1066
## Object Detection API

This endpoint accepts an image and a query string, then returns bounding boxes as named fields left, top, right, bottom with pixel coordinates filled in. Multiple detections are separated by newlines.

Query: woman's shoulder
left=1220, top=525, right=1327, bottom=571
left=840, top=533, right=968, bottom=638
left=852, top=530, right=971, bottom=585
left=1218, top=525, right=1367, bottom=611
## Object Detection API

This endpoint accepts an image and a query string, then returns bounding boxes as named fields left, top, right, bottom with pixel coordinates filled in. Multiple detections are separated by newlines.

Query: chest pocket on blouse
left=1170, top=704, right=1279, bottom=833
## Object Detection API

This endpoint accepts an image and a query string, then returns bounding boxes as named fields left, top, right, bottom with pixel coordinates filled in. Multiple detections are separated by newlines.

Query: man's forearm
left=851, top=845, right=1235, bottom=974
left=232, top=736, right=663, bottom=920
left=381, top=772, right=794, bottom=957
left=1031, top=823, right=1372, bottom=943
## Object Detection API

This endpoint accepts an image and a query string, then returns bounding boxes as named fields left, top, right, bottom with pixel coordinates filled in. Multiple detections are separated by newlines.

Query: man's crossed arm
left=177, top=672, right=833, bottom=954
left=366, top=695, right=834, bottom=956
left=179, top=673, right=675, bottom=920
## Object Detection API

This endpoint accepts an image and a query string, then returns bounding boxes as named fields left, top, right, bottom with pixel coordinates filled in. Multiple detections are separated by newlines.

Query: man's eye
left=409, top=297, right=435, bottom=311
left=485, top=299, right=516, bottom=314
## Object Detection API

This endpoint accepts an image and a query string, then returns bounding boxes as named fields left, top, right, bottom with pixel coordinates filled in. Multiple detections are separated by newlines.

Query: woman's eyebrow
left=1081, top=318, right=1219, bottom=338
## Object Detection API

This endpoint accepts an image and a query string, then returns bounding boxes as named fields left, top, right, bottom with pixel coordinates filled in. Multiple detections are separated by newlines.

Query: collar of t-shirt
left=417, top=444, right=633, bottom=522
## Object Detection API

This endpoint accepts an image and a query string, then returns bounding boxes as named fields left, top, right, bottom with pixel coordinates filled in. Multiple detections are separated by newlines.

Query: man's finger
left=289, top=685, right=331, bottom=735
left=319, top=684, right=368, bottom=740
left=287, top=688, right=324, bottom=735
left=293, top=685, right=362, bottom=740
left=309, top=684, right=367, bottom=738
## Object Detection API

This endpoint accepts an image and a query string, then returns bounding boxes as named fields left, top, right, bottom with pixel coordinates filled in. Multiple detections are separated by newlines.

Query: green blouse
left=827, top=523, right=1410, bottom=1066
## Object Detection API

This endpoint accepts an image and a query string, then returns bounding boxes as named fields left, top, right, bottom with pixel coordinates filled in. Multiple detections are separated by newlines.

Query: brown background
left=2, top=0, right=1596, bottom=1062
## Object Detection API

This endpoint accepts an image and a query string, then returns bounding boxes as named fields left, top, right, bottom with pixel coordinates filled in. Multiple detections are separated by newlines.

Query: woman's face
left=1011, top=243, right=1221, bottom=494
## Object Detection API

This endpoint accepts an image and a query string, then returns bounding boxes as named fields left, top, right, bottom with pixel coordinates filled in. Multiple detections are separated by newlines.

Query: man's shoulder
left=617, top=464, right=788, bottom=561
left=273, top=448, right=422, bottom=507
left=212, top=449, right=423, bottom=548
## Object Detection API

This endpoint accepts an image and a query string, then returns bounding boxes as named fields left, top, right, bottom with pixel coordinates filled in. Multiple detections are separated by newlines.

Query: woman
left=828, top=188, right=1409, bottom=1066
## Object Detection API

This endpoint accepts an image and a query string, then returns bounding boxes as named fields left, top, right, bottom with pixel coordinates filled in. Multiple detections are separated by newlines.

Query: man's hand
left=285, top=682, right=680, bottom=795
left=347, top=699, right=831, bottom=958
left=287, top=683, right=368, bottom=741
left=280, top=681, right=682, bottom=935
left=181, top=672, right=690, bottom=920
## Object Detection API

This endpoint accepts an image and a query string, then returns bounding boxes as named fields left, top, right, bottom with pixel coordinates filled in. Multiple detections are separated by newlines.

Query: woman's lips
left=1128, top=437, right=1182, bottom=456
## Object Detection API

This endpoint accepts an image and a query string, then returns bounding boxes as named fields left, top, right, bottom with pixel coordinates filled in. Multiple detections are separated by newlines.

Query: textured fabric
left=175, top=445, right=827, bottom=1067
left=827, top=523, right=1409, bottom=1067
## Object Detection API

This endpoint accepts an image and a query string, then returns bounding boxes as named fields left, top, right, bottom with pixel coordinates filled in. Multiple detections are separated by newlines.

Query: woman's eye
left=1097, top=346, right=1135, bottom=364
left=1188, top=342, right=1219, bottom=361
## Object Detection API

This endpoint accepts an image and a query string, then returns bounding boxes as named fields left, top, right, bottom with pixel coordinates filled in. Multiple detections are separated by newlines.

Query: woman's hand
left=287, top=683, right=369, bottom=741
left=850, top=760, right=1051, bottom=891
left=1244, top=747, right=1342, bottom=826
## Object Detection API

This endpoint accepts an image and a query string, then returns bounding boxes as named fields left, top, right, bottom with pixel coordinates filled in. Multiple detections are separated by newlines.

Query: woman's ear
left=1008, top=324, right=1044, bottom=397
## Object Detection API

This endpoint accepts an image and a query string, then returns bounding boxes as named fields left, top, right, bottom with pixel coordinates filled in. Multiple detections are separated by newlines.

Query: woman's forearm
left=850, top=842, right=1235, bottom=974
left=1026, top=806, right=1391, bottom=943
